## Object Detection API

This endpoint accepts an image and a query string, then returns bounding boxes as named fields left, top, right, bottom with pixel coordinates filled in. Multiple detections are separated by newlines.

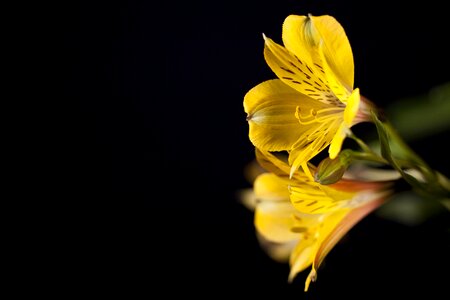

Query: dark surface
left=60, top=1, right=450, bottom=298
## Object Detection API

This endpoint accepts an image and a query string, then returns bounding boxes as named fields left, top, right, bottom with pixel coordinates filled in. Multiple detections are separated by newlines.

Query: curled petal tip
left=262, top=33, right=267, bottom=41
left=304, top=269, right=317, bottom=292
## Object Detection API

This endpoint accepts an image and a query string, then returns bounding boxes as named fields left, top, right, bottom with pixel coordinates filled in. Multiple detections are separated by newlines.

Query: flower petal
left=288, top=241, right=315, bottom=282
left=244, top=79, right=306, bottom=151
left=313, top=198, right=386, bottom=271
left=288, top=213, right=324, bottom=281
left=254, top=173, right=290, bottom=201
left=255, top=201, right=300, bottom=243
left=256, top=233, right=298, bottom=263
left=238, top=188, right=257, bottom=211
left=263, top=36, right=335, bottom=104
left=344, top=88, right=360, bottom=126
left=318, top=41, right=352, bottom=102
left=289, top=183, right=345, bottom=214
left=282, top=15, right=317, bottom=67
left=311, top=15, right=354, bottom=91
left=328, top=122, right=347, bottom=159
left=254, top=174, right=299, bottom=242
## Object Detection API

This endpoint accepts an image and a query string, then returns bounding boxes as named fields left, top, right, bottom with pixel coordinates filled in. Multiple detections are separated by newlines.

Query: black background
left=60, top=0, right=450, bottom=298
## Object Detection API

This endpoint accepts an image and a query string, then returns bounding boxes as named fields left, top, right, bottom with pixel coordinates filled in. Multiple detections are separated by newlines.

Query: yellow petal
left=344, top=88, right=360, bottom=126
left=254, top=173, right=290, bottom=201
left=328, top=122, right=347, bottom=159
left=282, top=15, right=332, bottom=91
left=288, top=212, right=325, bottom=281
left=318, top=41, right=351, bottom=102
left=313, top=198, right=385, bottom=270
left=289, top=208, right=349, bottom=290
left=238, top=188, right=257, bottom=211
left=244, top=79, right=305, bottom=151
left=254, top=174, right=298, bottom=243
left=282, top=15, right=316, bottom=67
left=304, top=268, right=317, bottom=292
left=263, top=36, right=335, bottom=104
left=320, top=184, right=358, bottom=203
left=311, top=15, right=354, bottom=91
left=256, top=233, right=298, bottom=263
left=255, top=200, right=300, bottom=243
left=288, top=241, right=315, bottom=282
left=253, top=173, right=298, bottom=242
left=289, top=183, right=343, bottom=214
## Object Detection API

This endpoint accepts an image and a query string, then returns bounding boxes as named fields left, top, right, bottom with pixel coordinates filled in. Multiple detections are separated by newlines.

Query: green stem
left=348, top=132, right=375, bottom=154
left=350, top=151, right=389, bottom=165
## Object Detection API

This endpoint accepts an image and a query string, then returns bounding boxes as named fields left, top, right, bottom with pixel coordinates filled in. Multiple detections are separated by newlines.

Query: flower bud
left=315, top=150, right=352, bottom=184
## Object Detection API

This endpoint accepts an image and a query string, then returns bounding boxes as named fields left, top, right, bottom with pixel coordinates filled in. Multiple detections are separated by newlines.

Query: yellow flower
left=249, top=150, right=393, bottom=291
left=244, top=15, right=373, bottom=177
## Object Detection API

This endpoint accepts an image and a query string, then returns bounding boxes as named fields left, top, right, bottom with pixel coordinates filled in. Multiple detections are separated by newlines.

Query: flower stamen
left=296, top=106, right=344, bottom=125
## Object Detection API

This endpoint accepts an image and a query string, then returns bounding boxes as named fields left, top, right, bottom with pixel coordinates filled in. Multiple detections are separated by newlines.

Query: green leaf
left=372, top=111, right=426, bottom=189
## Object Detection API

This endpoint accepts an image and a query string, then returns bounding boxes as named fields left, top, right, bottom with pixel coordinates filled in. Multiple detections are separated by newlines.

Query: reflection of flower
left=244, top=15, right=372, bottom=177
left=247, top=150, right=393, bottom=291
